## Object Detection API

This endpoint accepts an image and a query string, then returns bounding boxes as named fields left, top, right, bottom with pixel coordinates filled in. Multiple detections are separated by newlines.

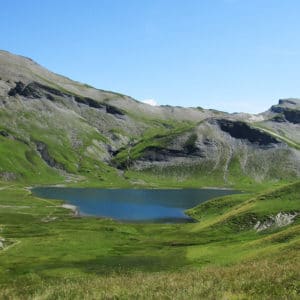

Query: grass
left=1, top=259, right=299, bottom=299
left=0, top=104, right=297, bottom=190
left=0, top=181, right=299, bottom=299
left=112, top=121, right=195, bottom=168
left=253, top=123, right=300, bottom=150
left=1, top=50, right=299, bottom=298
left=0, top=136, right=61, bottom=184
left=0, top=108, right=132, bottom=186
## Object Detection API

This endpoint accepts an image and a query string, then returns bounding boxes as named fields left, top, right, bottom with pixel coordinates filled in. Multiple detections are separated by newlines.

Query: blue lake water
left=32, top=187, right=239, bottom=223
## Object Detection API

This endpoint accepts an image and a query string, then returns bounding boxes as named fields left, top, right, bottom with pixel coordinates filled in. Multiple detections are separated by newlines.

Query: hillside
left=0, top=180, right=299, bottom=299
left=0, top=50, right=300, bottom=188
left=0, top=50, right=299, bottom=299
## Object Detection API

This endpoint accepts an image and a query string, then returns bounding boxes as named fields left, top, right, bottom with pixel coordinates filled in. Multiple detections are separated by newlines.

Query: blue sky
left=1, top=0, right=300, bottom=113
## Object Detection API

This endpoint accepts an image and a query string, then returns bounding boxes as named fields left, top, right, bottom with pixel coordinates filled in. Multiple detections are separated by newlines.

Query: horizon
left=1, top=0, right=300, bottom=113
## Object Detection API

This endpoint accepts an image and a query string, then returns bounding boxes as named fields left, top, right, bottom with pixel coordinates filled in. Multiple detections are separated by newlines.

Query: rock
left=215, top=119, right=280, bottom=146
left=271, top=114, right=286, bottom=123
left=254, top=212, right=298, bottom=232
left=105, top=104, right=124, bottom=116
left=278, top=99, right=299, bottom=106
left=35, top=141, right=64, bottom=169
left=8, top=81, right=26, bottom=97
left=270, top=99, right=300, bottom=124
left=282, top=109, right=300, bottom=124
left=74, top=96, right=125, bottom=116
left=8, top=81, right=64, bottom=99
left=271, top=105, right=284, bottom=114
left=74, top=95, right=106, bottom=109
left=140, top=145, right=204, bottom=162
left=1, top=50, right=300, bottom=185
left=0, top=130, right=9, bottom=137
left=274, top=212, right=298, bottom=227
left=271, top=107, right=300, bottom=124
left=0, top=172, right=17, bottom=181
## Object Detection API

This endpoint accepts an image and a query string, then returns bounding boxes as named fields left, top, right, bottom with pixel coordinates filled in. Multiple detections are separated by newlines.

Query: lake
left=32, top=187, right=239, bottom=223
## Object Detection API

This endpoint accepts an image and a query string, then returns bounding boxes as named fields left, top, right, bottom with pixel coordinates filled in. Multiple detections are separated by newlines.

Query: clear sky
left=1, top=0, right=300, bottom=113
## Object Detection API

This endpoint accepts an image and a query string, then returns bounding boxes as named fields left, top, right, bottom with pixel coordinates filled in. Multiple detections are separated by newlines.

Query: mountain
left=0, top=50, right=300, bottom=187
left=0, top=50, right=299, bottom=299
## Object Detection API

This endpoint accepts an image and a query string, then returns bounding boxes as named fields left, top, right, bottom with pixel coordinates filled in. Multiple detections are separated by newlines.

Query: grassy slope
left=0, top=136, right=61, bottom=184
left=253, top=122, right=300, bottom=150
left=0, top=107, right=132, bottom=187
left=0, top=182, right=299, bottom=299
left=112, top=126, right=297, bottom=191
left=1, top=101, right=298, bottom=190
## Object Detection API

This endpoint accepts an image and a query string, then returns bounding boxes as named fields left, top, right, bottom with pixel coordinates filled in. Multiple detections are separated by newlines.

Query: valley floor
left=0, top=182, right=299, bottom=299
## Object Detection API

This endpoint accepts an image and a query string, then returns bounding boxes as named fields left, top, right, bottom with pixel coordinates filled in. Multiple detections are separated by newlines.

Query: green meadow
left=0, top=181, right=299, bottom=299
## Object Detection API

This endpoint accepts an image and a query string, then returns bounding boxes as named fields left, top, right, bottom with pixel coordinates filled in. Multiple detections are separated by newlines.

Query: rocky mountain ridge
left=0, top=50, right=300, bottom=186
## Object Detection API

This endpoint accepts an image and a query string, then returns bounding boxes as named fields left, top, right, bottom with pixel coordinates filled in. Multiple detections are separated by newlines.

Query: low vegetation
left=0, top=51, right=299, bottom=299
left=0, top=182, right=299, bottom=299
left=1, top=259, right=299, bottom=299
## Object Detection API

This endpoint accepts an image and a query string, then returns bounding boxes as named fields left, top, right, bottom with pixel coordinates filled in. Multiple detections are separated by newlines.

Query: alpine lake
left=32, top=187, right=239, bottom=223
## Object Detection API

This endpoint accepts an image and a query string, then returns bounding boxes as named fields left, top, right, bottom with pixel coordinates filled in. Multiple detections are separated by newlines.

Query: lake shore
left=62, top=204, right=79, bottom=216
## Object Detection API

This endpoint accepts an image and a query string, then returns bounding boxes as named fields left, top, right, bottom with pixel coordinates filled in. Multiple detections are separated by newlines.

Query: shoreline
left=28, top=185, right=237, bottom=191
left=29, top=186, right=80, bottom=216
left=62, top=204, right=79, bottom=216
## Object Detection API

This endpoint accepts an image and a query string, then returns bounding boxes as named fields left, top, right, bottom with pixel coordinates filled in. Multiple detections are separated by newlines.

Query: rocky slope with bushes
left=0, top=50, right=300, bottom=187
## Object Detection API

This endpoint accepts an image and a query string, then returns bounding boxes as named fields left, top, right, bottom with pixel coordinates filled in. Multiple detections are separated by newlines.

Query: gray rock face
left=35, top=141, right=64, bottom=169
left=282, top=109, right=300, bottom=124
left=8, top=81, right=61, bottom=99
left=278, top=98, right=300, bottom=107
left=0, top=172, right=17, bottom=181
left=0, top=130, right=10, bottom=137
left=0, top=49, right=300, bottom=184
left=270, top=99, right=300, bottom=124
left=215, top=119, right=280, bottom=146
left=8, top=80, right=125, bottom=117
left=254, top=212, right=299, bottom=232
